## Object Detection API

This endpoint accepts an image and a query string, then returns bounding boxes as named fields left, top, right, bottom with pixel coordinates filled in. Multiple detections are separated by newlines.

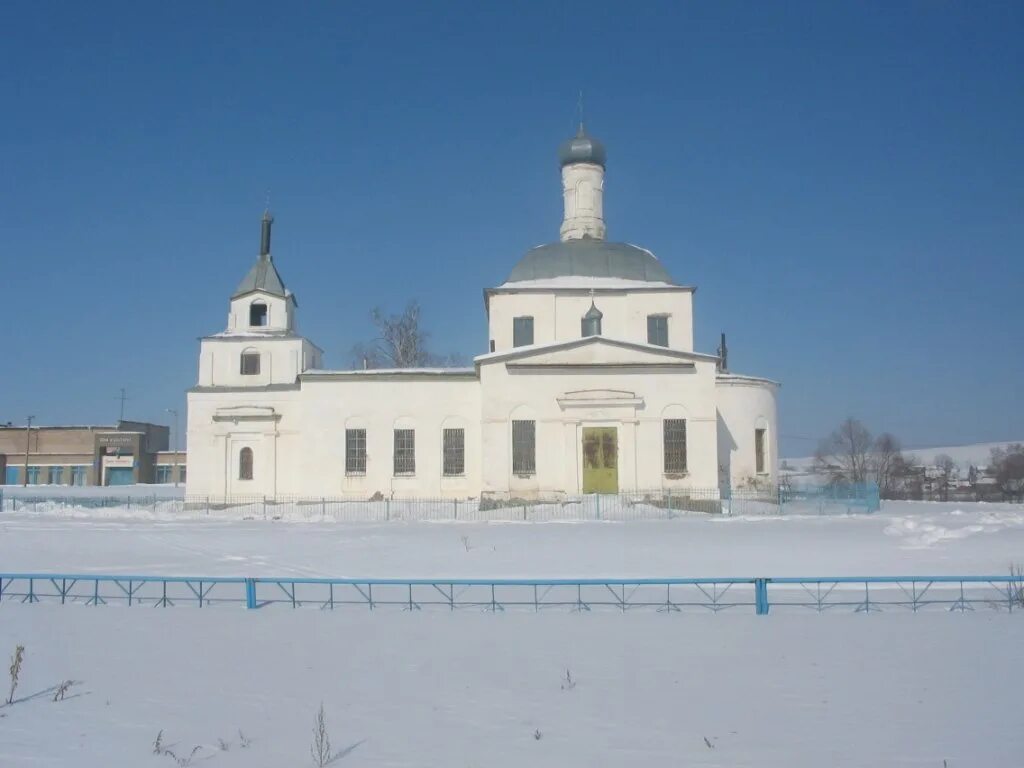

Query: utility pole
left=23, top=415, right=35, bottom=487
left=165, top=408, right=179, bottom=487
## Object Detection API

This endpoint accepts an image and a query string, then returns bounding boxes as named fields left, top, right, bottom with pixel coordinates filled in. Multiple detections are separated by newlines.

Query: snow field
left=0, top=607, right=1021, bottom=767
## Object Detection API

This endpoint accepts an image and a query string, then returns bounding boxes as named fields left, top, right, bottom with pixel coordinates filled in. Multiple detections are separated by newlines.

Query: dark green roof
left=505, top=238, right=676, bottom=284
left=233, top=255, right=288, bottom=300
left=558, top=128, right=606, bottom=168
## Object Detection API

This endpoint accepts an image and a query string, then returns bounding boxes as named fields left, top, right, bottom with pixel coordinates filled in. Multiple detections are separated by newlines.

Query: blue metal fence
left=0, top=572, right=1017, bottom=614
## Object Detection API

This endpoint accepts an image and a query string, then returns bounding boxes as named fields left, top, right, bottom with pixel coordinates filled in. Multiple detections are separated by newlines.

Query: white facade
left=187, top=131, right=778, bottom=500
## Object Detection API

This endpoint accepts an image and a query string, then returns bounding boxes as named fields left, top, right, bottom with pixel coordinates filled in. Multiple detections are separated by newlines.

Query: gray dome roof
left=558, top=129, right=606, bottom=168
left=505, top=239, right=676, bottom=284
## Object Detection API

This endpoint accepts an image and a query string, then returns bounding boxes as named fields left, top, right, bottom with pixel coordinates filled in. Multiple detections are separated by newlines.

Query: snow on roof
left=303, top=367, right=476, bottom=377
left=716, top=372, right=781, bottom=387
left=473, top=335, right=719, bottom=364
left=493, top=276, right=687, bottom=290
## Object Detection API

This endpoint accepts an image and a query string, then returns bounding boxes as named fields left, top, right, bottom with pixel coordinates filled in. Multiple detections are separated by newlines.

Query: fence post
left=245, top=578, right=257, bottom=609
left=453, top=499, right=458, bottom=520
left=262, top=496, right=267, bottom=520
left=321, top=497, right=326, bottom=521
left=755, top=578, right=770, bottom=615
left=596, top=494, right=601, bottom=520
left=667, top=488, right=673, bottom=519
left=385, top=498, right=390, bottom=521
left=205, top=495, right=210, bottom=516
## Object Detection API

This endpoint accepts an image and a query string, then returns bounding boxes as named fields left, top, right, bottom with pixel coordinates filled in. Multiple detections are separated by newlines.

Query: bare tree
left=990, top=444, right=1024, bottom=502
left=311, top=702, right=333, bottom=767
left=814, top=418, right=873, bottom=484
left=351, top=301, right=464, bottom=369
left=873, top=433, right=903, bottom=499
left=933, top=454, right=956, bottom=502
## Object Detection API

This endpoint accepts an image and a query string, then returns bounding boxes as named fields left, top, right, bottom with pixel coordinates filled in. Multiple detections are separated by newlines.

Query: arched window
left=249, top=302, right=268, bottom=327
left=240, top=349, right=260, bottom=376
left=239, top=447, right=253, bottom=480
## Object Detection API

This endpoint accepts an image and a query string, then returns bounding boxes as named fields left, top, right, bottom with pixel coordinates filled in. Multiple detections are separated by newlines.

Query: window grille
left=394, top=429, right=415, bottom=475
left=512, top=420, right=536, bottom=475
left=647, top=315, right=669, bottom=347
left=240, top=352, right=261, bottom=376
left=663, top=419, right=687, bottom=473
left=443, top=428, right=465, bottom=476
left=513, top=316, right=534, bottom=347
left=755, top=428, right=767, bottom=474
left=239, top=447, right=254, bottom=480
left=346, top=429, right=367, bottom=474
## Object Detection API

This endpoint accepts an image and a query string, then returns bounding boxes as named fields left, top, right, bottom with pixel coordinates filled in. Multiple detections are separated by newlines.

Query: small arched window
left=240, top=349, right=261, bottom=376
left=249, top=302, right=268, bottom=327
left=239, top=447, right=253, bottom=480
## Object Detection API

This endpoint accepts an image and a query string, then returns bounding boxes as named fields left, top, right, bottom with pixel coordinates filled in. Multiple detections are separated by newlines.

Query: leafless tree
left=311, top=703, right=333, bottom=767
left=934, top=454, right=956, bottom=502
left=990, top=444, right=1024, bottom=501
left=814, top=418, right=873, bottom=484
left=873, top=433, right=903, bottom=498
left=351, top=301, right=464, bottom=369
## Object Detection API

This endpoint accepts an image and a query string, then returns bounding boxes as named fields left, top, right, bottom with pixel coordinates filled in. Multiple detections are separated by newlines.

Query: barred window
left=394, top=429, right=415, bottom=475
left=71, top=466, right=88, bottom=486
left=512, top=420, right=536, bottom=475
left=513, top=316, right=534, bottom=347
left=48, top=466, right=64, bottom=485
left=755, top=428, right=767, bottom=474
left=239, top=447, right=254, bottom=480
left=155, top=466, right=172, bottom=483
left=663, top=419, right=687, bottom=474
left=647, top=315, right=669, bottom=347
left=443, top=428, right=465, bottom=476
left=240, top=351, right=260, bottom=376
left=346, top=429, right=367, bottom=475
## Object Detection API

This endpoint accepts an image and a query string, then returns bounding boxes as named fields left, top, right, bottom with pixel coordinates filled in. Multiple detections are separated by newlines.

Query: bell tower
left=558, top=126, right=607, bottom=241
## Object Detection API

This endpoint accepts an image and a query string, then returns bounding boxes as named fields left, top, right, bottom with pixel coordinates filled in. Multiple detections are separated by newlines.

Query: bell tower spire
left=259, top=210, right=273, bottom=259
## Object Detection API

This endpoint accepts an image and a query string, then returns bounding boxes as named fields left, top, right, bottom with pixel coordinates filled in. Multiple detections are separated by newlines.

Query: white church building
left=186, top=129, right=778, bottom=501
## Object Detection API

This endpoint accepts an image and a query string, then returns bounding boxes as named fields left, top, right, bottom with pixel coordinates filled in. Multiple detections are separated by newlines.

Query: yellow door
left=582, top=427, right=618, bottom=493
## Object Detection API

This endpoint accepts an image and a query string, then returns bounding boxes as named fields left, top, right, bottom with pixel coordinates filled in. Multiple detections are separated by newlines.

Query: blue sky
left=1, top=2, right=1021, bottom=456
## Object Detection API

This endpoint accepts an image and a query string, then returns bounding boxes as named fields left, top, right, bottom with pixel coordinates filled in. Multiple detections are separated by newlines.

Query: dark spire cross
left=259, top=209, right=273, bottom=258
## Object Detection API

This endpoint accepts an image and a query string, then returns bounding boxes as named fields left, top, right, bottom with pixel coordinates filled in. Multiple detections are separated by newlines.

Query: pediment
left=499, top=337, right=700, bottom=370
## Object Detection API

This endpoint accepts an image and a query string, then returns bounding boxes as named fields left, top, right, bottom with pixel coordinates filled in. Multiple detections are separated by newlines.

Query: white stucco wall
left=197, top=337, right=320, bottom=387
left=226, top=291, right=295, bottom=334
left=560, top=162, right=605, bottom=240
left=715, top=375, right=779, bottom=489
left=476, top=340, right=721, bottom=498
left=487, top=288, right=694, bottom=352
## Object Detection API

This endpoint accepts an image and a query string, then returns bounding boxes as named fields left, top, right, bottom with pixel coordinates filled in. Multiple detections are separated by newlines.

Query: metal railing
left=0, top=483, right=880, bottom=521
left=0, top=572, right=1017, bottom=614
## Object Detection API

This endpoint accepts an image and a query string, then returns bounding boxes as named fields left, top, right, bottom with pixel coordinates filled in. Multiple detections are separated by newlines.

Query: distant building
left=187, top=128, right=779, bottom=499
left=0, top=421, right=185, bottom=487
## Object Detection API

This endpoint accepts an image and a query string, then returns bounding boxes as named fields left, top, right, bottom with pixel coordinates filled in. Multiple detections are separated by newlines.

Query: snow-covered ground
left=0, top=609, right=1020, bottom=767
left=1, top=500, right=1021, bottom=766
left=0, top=501, right=1020, bottom=578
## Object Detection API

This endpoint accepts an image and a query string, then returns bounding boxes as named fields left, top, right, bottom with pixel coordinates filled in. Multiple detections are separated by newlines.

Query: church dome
left=504, top=238, right=676, bottom=284
left=558, top=129, right=606, bottom=168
